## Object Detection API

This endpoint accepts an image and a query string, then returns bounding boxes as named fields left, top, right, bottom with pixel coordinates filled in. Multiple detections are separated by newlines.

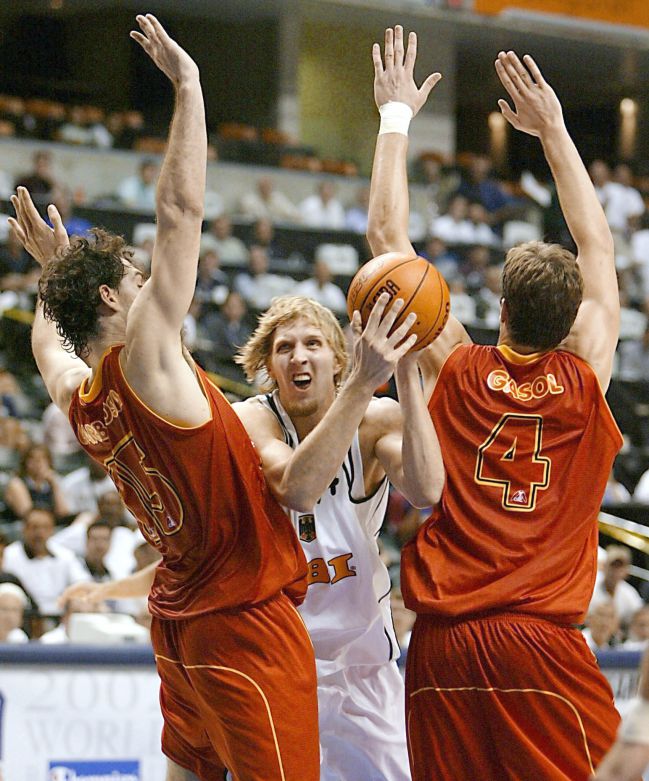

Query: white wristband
left=378, top=102, right=413, bottom=136
left=619, top=698, right=649, bottom=745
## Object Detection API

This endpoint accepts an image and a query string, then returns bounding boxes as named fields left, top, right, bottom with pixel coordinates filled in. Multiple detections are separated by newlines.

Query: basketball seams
left=414, top=267, right=446, bottom=349
left=390, top=263, right=430, bottom=335
left=354, top=257, right=418, bottom=315
left=348, top=254, right=450, bottom=351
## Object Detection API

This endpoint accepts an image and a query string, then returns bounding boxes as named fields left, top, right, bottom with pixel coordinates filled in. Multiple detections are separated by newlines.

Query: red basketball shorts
left=151, top=592, right=319, bottom=780
left=405, top=612, right=622, bottom=781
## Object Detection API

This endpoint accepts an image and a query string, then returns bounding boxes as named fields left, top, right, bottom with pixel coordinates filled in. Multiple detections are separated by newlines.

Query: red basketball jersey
left=401, top=344, right=622, bottom=624
left=68, top=345, right=307, bottom=619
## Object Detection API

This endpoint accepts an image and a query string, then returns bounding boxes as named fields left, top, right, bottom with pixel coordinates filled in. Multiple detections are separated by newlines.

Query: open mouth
left=292, top=373, right=312, bottom=390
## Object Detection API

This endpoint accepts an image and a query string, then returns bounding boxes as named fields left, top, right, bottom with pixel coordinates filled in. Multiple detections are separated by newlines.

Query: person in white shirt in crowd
left=617, top=323, right=649, bottom=382
left=589, top=545, right=644, bottom=628
left=39, top=595, right=107, bottom=644
left=2, top=508, right=89, bottom=618
left=300, top=181, right=346, bottom=229
left=239, top=175, right=301, bottom=223
left=234, top=244, right=293, bottom=309
left=295, top=257, right=347, bottom=314
left=603, top=468, right=632, bottom=505
left=431, top=192, right=474, bottom=244
left=116, top=158, right=158, bottom=211
left=613, top=163, right=646, bottom=232
left=475, top=264, right=504, bottom=327
left=589, top=159, right=644, bottom=239
left=447, top=275, right=476, bottom=325
left=345, top=185, right=371, bottom=234
left=82, top=520, right=115, bottom=582
left=0, top=582, right=29, bottom=643
left=633, top=464, right=649, bottom=505
left=622, top=605, right=649, bottom=650
left=42, top=401, right=81, bottom=461
left=420, top=235, right=459, bottom=280
left=467, top=201, right=501, bottom=247
left=200, top=214, right=248, bottom=265
left=60, top=453, right=117, bottom=515
left=52, top=491, right=139, bottom=581
left=582, top=602, right=620, bottom=652
left=194, top=248, right=230, bottom=309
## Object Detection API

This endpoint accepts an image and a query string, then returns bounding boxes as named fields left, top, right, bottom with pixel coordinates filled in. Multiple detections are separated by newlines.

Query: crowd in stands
left=1, top=112, right=649, bottom=649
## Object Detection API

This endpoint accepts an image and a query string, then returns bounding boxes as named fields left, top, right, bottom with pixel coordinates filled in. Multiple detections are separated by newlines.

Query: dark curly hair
left=39, top=229, right=132, bottom=358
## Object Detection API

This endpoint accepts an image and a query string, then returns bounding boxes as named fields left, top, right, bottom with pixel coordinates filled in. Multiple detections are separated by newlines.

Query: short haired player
left=64, top=292, right=445, bottom=780
left=11, top=15, right=318, bottom=781
left=367, top=26, right=623, bottom=779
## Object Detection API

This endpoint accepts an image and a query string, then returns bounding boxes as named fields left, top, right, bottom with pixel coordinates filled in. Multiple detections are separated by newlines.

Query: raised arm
left=366, top=26, right=470, bottom=396
left=495, top=51, right=618, bottom=389
left=235, top=296, right=417, bottom=512
left=371, top=353, right=445, bottom=508
left=123, top=15, right=206, bottom=370
left=9, top=188, right=90, bottom=414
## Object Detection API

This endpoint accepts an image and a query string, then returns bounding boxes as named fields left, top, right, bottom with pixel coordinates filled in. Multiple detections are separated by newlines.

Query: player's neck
left=497, top=336, right=542, bottom=356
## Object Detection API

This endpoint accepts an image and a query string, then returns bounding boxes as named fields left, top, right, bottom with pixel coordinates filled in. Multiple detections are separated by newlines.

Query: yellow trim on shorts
left=408, top=685, right=594, bottom=774
left=155, top=654, right=286, bottom=781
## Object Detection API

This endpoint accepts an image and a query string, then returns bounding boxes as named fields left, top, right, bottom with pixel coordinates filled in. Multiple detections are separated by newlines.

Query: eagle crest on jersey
left=299, top=514, right=317, bottom=543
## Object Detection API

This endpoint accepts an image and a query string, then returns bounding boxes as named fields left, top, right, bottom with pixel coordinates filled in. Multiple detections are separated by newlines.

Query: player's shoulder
left=233, top=395, right=284, bottom=440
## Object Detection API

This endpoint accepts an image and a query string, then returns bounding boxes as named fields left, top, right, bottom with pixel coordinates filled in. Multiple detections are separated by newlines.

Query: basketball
left=346, top=252, right=450, bottom=350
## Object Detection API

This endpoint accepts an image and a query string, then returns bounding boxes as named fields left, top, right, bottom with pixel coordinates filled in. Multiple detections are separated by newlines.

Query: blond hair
left=502, top=241, right=583, bottom=350
left=236, top=296, right=348, bottom=391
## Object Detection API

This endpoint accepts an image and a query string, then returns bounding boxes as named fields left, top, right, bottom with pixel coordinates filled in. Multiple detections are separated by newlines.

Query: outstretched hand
left=495, top=50, right=563, bottom=138
left=130, top=13, right=199, bottom=86
left=372, top=26, right=442, bottom=115
left=58, top=580, right=108, bottom=609
left=9, top=186, right=69, bottom=267
left=350, top=293, right=418, bottom=391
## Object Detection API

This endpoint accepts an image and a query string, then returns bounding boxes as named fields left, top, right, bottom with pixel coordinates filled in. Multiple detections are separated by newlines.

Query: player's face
left=269, top=317, right=338, bottom=419
left=117, top=260, right=146, bottom=311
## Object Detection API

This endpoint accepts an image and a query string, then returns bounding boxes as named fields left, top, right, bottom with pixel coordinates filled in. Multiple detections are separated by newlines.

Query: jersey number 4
left=474, top=413, right=550, bottom=512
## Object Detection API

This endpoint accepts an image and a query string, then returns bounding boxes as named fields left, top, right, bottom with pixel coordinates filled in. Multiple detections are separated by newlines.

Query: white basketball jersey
left=259, top=392, right=399, bottom=677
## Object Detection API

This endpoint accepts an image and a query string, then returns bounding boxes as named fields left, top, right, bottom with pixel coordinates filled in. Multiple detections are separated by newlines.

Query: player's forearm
left=367, top=133, right=413, bottom=256
left=394, top=363, right=444, bottom=507
left=540, top=124, right=615, bottom=291
left=156, top=78, right=206, bottom=224
left=277, top=378, right=375, bottom=512
left=100, top=561, right=157, bottom=600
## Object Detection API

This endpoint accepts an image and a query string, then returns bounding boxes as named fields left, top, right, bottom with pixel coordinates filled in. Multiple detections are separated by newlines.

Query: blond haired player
left=367, top=25, right=624, bottom=780
left=64, top=292, right=445, bottom=780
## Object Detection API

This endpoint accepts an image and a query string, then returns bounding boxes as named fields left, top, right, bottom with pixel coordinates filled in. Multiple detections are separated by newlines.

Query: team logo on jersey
left=299, top=514, right=316, bottom=542
left=510, top=489, right=528, bottom=505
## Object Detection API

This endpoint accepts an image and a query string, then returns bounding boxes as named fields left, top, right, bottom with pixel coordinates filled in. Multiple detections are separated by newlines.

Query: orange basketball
left=346, top=252, right=450, bottom=351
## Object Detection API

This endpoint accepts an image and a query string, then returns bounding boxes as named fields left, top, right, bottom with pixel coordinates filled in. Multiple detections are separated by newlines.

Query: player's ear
left=98, top=283, right=119, bottom=311
left=500, top=297, right=508, bottom=325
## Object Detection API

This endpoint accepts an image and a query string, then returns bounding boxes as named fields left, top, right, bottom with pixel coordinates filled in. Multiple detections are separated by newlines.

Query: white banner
left=0, top=664, right=165, bottom=781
